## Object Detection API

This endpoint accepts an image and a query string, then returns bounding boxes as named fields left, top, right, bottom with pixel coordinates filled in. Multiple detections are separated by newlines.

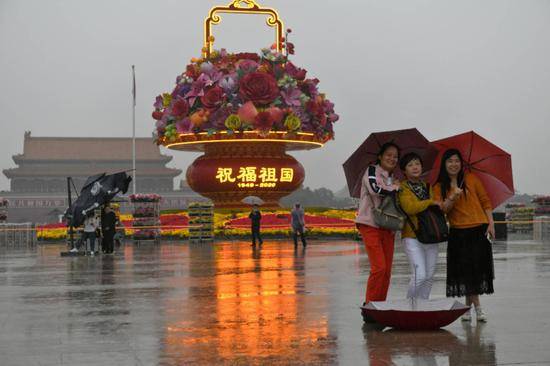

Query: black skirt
left=446, top=224, right=495, bottom=297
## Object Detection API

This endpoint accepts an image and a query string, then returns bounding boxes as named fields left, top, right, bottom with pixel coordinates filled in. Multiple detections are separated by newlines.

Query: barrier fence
left=0, top=220, right=550, bottom=233
left=0, top=223, right=36, bottom=247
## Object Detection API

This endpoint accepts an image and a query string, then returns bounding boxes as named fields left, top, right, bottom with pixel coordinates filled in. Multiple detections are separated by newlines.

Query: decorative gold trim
left=203, top=0, right=284, bottom=58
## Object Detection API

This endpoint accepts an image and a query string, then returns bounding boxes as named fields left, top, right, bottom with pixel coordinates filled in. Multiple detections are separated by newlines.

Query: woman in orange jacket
left=398, top=152, right=444, bottom=300
left=434, top=149, right=495, bottom=322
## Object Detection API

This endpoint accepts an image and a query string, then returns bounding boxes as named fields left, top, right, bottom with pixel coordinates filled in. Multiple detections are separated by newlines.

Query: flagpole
left=132, top=65, right=136, bottom=195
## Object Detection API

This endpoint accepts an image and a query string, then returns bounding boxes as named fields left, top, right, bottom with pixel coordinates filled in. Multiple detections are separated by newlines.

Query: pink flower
left=175, top=118, right=191, bottom=133
left=238, top=101, right=258, bottom=123
left=236, top=59, right=259, bottom=73
left=267, top=107, right=284, bottom=124
left=281, top=87, right=302, bottom=107
left=153, top=95, right=164, bottom=109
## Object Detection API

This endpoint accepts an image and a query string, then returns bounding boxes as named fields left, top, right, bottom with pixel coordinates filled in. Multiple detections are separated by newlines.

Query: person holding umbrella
left=355, top=142, right=401, bottom=317
left=249, top=204, right=263, bottom=247
left=434, top=148, right=495, bottom=322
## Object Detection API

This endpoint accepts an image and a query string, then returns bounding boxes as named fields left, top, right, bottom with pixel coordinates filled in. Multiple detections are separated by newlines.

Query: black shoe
left=251, top=243, right=256, bottom=247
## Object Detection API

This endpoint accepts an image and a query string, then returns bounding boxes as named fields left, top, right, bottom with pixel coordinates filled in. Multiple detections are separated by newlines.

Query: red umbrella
left=362, top=299, right=470, bottom=330
left=428, top=131, right=514, bottom=208
left=343, top=128, right=438, bottom=198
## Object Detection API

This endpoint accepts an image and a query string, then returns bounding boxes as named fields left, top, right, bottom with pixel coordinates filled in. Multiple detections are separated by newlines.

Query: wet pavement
left=1, top=236, right=550, bottom=365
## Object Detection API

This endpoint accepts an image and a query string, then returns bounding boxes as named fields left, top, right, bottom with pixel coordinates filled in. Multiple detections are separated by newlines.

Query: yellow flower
left=284, top=113, right=301, bottom=132
left=162, top=93, right=172, bottom=108
left=224, top=114, right=242, bottom=130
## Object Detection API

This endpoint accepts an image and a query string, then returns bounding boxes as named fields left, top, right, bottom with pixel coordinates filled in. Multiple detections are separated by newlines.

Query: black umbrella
left=67, top=172, right=132, bottom=227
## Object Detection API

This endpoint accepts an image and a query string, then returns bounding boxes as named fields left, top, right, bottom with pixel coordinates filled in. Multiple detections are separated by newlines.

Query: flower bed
left=129, top=194, right=162, bottom=202
left=223, top=213, right=354, bottom=229
left=153, top=45, right=339, bottom=145
left=36, top=209, right=358, bottom=241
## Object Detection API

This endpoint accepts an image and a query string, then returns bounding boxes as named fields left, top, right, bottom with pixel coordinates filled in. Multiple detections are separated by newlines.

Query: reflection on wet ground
left=0, top=236, right=549, bottom=365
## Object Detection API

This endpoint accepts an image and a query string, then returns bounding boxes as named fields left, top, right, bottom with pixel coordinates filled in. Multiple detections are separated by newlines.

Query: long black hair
left=437, top=148, right=466, bottom=199
left=375, top=142, right=401, bottom=165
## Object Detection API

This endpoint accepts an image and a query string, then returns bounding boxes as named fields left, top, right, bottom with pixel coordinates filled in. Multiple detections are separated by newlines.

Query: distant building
left=4, top=131, right=181, bottom=193
left=2, top=132, right=202, bottom=222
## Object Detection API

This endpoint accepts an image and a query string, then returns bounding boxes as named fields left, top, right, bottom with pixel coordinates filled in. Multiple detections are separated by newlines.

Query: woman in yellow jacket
left=433, top=148, right=495, bottom=322
left=398, top=152, right=444, bottom=299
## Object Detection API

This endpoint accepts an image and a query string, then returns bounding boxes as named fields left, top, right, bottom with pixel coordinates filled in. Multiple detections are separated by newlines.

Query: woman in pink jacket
left=355, top=142, right=400, bottom=322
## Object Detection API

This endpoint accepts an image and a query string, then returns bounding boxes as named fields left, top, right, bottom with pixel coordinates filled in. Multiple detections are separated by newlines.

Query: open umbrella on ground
left=361, top=298, right=470, bottom=330
left=428, top=131, right=514, bottom=208
left=343, top=128, right=438, bottom=198
left=66, top=172, right=132, bottom=227
left=241, top=196, right=265, bottom=206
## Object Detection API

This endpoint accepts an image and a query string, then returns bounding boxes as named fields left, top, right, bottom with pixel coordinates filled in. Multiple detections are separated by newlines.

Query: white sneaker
left=69, top=248, right=78, bottom=253
left=476, top=307, right=487, bottom=322
left=461, top=309, right=472, bottom=322
left=90, top=251, right=94, bottom=256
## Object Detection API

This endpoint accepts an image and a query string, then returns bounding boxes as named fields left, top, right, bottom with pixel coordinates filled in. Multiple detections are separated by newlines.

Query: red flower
left=171, top=97, right=189, bottom=117
left=200, top=86, right=225, bottom=110
left=285, top=61, right=306, bottom=81
left=306, top=98, right=327, bottom=126
left=254, top=111, right=275, bottom=130
left=239, top=72, right=279, bottom=105
left=235, top=52, right=261, bottom=62
left=152, top=110, right=164, bottom=120
left=286, top=42, right=295, bottom=55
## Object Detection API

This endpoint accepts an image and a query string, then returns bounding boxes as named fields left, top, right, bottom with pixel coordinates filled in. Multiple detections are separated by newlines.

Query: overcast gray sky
left=1, top=0, right=549, bottom=194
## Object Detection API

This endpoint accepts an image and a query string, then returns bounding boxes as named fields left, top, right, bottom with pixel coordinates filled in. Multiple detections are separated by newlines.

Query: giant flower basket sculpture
left=154, top=0, right=339, bottom=207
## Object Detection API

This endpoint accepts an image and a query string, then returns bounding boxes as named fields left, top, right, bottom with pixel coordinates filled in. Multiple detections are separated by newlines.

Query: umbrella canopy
left=343, top=128, right=438, bottom=198
left=241, top=196, right=265, bottom=206
left=67, top=172, right=132, bottom=227
left=82, top=173, right=106, bottom=190
left=362, top=298, right=470, bottom=330
left=428, top=131, right=514, bottom=208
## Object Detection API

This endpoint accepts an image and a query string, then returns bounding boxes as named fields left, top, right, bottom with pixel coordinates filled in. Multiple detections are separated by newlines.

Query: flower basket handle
left=203, top=0, right=284, bottom=58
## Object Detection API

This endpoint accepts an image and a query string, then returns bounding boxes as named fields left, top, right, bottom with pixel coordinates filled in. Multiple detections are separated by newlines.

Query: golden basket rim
left=160, top=130, right=329, bottom=151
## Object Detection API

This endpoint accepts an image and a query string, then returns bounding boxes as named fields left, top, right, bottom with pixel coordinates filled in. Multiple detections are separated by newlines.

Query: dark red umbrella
left=362, top=299, right=470, bottom=330
left=343, top=128, right=438, bottom=198
left=428, top=131, right=514, bottom=208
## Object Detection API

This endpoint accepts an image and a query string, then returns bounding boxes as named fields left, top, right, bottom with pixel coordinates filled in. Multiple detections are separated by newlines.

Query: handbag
left=404, top=182, right=449, bottom=244
left=367, top=190, right=405, bottom=231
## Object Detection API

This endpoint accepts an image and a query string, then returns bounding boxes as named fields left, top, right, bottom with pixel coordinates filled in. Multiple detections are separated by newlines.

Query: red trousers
left=357, top=224, right=395, bottom=303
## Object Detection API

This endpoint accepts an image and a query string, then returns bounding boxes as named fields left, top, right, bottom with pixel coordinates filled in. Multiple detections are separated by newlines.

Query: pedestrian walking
left=291, top=203, right=307, bottom=248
